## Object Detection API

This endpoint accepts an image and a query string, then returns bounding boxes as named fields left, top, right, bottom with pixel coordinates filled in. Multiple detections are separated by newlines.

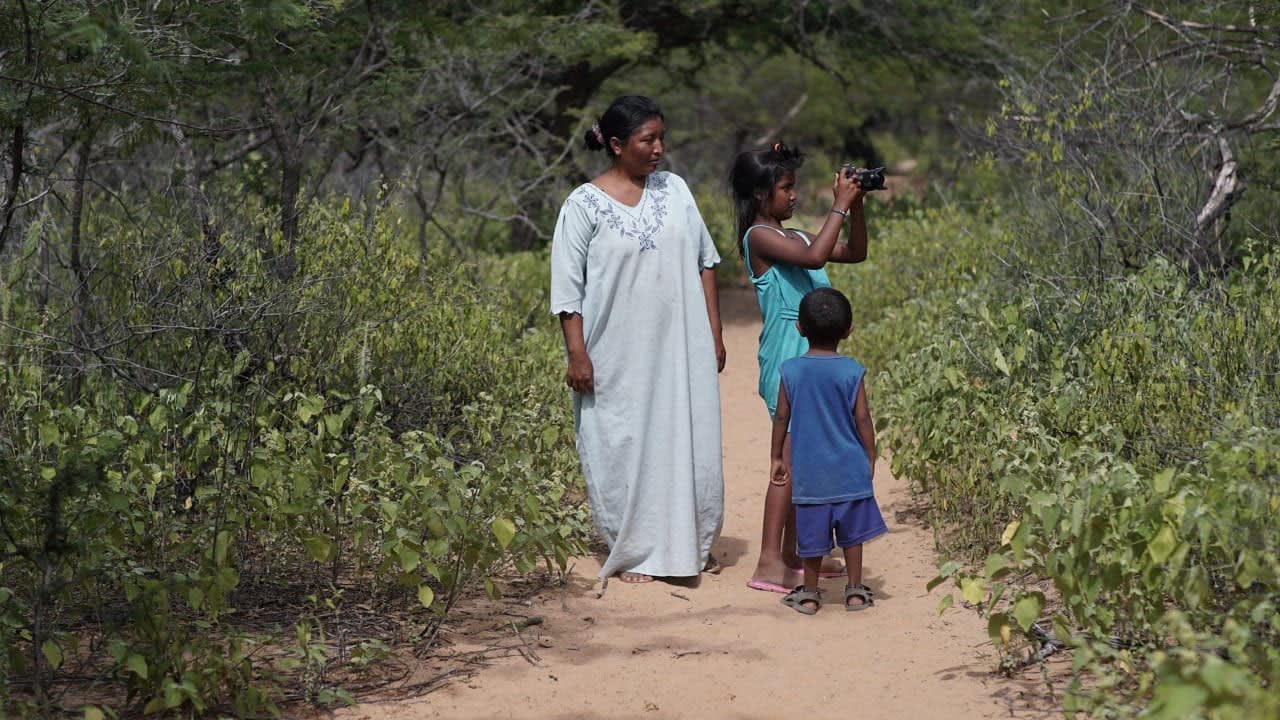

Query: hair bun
left=584, top=120, right=606, bottom=151
left=768, top=142, right=803, bottom=163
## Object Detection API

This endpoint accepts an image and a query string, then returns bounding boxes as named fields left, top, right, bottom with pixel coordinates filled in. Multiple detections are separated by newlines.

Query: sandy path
left=340, top=288, right=1056, bottom=720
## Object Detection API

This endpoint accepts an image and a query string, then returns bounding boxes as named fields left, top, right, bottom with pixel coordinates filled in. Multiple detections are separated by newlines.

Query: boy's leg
left=843, top=544, right=864, bottom=589
left=842, top=544, right=870, bottom=608
left=786, top=503, right=831, bottom=613
left=801, top=557, right=823, bottom=607
left=780, top=436, right=844, bottom=576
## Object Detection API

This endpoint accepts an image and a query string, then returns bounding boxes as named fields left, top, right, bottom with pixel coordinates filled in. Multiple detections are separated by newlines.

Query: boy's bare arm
left=770, top=383, right=792, bottom=486
left=853, top=381, right=877, bottom=470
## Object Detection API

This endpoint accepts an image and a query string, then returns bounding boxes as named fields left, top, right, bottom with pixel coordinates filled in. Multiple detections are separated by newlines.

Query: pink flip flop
left=746, top=579, right=791, bottom=594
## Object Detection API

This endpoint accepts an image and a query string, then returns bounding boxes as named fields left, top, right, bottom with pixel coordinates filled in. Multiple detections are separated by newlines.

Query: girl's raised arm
left=750, top=171, right=863, bottom=269
left=829, top=195, right=868, bottom=264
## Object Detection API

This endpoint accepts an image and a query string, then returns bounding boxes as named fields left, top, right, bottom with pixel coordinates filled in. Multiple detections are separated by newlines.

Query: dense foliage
left=0, top=202, right=590, bottom=715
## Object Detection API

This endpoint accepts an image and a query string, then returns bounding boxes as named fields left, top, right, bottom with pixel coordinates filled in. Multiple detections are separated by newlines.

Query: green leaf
left=927, top=560, right=962, bottom=591
left=491, top=517, right=516, bottom=550
left=984, top=553, right=1008, bottom=580
left=126, top=653, right=149, bottom=679
left=84, top=707, right=106, bottom=720
left=41, top=639, right=63, bottom=670
left=960, top=575, right=986, bottom=605
left=1147, top=525, right=1178, bottom=563
left=214, top=530, right=231, bottom=566
left=396, top=545, right=420, bottom=572
left=298, top=395, right=324, bottom=423
left=936, top=594, right=954, bottom=616
left=993, top=347, right=1010, bottom=375
left=417, top=585, right=435, bottom=609
left=1147, top=682, right=1209, bottom=719
left=323, top=412, right=344, bottom=437
left=1011, top=592, right=1044, bottom=631
left=1000, top=520, right=1020, bottom=546
left=304, top=535, right=335, bottom=562
left=39, top=421, right=61, bottom=445
left=987, top=612, right=1011, bottom=645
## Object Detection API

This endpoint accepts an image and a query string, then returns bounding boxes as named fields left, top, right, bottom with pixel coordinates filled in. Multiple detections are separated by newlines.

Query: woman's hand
left=565, top=349, right=595, bottom=394
left=714, top=335, right=727, bottom=373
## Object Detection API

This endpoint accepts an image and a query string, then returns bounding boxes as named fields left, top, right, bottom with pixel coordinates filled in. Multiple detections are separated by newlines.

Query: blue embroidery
left=573, top=173, right=671, bottom=253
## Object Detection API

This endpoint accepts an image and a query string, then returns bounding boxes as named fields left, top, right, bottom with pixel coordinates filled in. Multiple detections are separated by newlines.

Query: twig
left=507, top=620, right=542, bottom=665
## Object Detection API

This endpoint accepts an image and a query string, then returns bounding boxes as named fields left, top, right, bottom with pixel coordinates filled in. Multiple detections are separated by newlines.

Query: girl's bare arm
left=829, top=196, right=868, bottom=263
left=749, top=172, right=862, bottom=270
left=770, top=384, right=792, bottom=486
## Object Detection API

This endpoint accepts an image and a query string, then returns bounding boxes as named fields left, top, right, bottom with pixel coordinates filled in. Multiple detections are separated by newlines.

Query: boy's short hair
left=798, top=287, right=853, bottom=343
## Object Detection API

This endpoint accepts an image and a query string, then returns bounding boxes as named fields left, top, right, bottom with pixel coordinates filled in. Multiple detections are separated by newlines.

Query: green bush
left=880, top=252, right=1279, bottom=717
left=0, top=200, right=589, bottom=716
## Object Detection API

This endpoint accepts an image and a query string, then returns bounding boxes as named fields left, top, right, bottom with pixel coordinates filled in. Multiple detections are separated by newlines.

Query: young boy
left=772, top=287, right=887, bottom=614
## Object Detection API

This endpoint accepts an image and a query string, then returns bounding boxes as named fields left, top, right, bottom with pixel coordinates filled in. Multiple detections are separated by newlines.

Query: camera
left=839, top=164, right=886, bottom=191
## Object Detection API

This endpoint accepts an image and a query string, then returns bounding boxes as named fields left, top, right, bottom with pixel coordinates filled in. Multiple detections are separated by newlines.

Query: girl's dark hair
left=729, top=143, right=806, bottom=256
left=798, top=287, right=853, bottom=344
left=584, top=95, right=664, bottom=157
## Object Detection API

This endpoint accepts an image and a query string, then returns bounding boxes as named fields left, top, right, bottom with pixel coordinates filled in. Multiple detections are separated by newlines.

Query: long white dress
left=549, top=171, right=724, bottom=579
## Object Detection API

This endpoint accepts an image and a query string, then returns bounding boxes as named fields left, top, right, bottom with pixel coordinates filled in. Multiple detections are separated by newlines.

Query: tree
left=976, top=1, right=1280, bottom=276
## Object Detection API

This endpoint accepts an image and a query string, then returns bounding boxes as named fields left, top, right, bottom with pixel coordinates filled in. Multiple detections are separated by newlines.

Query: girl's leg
left=749, top=479, right=800, bottom=590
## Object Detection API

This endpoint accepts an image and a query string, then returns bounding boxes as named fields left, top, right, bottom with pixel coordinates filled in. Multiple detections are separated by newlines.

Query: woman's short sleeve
left=549, top=194, right=594, bottom=316
left=672, top=174, right=720, bottom=269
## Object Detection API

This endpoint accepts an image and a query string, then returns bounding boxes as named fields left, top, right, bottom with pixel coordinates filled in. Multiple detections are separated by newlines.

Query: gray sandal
left=844, top=584, right=874, bottom=611
left=781, top=586, right=822, bottom=615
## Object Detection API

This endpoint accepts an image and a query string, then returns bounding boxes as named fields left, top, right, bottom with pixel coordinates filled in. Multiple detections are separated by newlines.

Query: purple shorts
left=794, top=497, right=888, bottom=558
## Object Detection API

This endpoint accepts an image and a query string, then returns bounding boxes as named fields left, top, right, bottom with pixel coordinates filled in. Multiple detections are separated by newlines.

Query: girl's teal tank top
left=741, top=225, right=831, bottom=416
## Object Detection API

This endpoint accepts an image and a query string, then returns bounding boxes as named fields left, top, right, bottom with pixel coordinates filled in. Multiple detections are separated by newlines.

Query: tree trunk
left=0, top=124, right=24, bottom=256
left=68, top=131, right=94, bottom=400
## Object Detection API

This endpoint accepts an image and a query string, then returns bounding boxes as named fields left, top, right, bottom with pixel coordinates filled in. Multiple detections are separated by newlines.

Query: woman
left=550, top=95, right=726, bottom=585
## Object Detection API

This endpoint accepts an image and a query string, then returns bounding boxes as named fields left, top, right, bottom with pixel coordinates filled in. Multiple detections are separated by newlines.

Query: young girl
left=729, top=143, right=869, bottom=593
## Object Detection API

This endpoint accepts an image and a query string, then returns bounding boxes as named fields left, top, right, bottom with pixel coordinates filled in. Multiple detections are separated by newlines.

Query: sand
left=337, top=288, right=1060, bottom=720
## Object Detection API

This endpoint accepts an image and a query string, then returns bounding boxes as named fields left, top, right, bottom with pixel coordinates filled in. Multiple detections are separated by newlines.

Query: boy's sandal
left=844, top=584, right=874, bottom=611
left=781, top=586, right=822, bottom=615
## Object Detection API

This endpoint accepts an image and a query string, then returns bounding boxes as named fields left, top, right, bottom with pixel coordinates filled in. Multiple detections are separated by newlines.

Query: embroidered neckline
left=574, top=173, right=671, bottom=253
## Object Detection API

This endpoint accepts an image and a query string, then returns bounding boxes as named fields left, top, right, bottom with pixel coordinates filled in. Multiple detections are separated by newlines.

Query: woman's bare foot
left=617, top=571, right=654, bottom=583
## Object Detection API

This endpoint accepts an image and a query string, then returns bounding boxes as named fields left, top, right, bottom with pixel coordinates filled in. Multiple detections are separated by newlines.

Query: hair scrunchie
left=591, top=122, right=605, bottom=146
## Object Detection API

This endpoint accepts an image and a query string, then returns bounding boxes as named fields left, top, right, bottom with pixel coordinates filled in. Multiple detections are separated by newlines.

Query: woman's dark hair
left=729, top=143, right=806, bottom=256
left=798, top=287, right=853, bottom=344
left=584, top=95, right=664, bottom=157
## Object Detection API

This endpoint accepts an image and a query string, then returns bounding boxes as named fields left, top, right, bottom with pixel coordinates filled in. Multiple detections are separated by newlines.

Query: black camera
left=840, top=164, right=886, bottom=191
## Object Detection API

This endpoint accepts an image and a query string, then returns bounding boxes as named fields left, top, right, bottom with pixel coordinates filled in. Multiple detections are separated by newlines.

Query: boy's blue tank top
left=742, top=226, right=831, bottom=416
left=778, top=354, right=873, bottom=504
